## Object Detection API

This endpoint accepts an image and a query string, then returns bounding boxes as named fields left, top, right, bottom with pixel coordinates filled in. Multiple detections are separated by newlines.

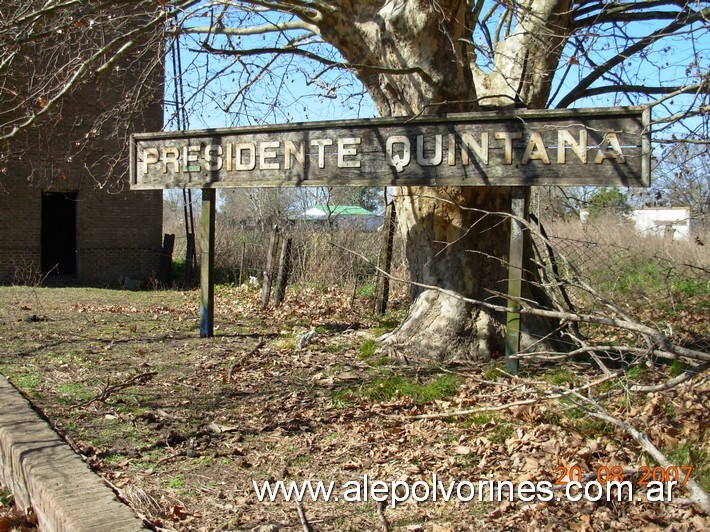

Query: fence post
left=261, top=225, right=279, bottom=309
left=273, top=237, right=293, bottom=307
left=239, top=240, right=246, bottom=286
left=375, top=201, right=397, bottom=315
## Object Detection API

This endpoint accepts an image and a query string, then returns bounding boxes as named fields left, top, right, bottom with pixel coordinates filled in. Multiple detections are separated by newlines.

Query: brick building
left=0, top=14, right=164, bottom=285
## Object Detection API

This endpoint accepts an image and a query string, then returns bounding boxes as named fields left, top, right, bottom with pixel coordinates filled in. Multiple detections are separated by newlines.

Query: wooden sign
left=130, top=107, right=650, bottom=189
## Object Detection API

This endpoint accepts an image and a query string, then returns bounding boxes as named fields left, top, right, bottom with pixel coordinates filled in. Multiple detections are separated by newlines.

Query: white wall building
left=632, top=207, right=691, bottom=241
left=579, top=207, right=691, bottom=241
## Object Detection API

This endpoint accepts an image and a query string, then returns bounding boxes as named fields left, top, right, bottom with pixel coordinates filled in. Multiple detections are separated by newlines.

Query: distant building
left=632, top=207, right=691, bottom=241
left=299, top=205, right=383, bottom=231
left=579, top=207, right=691, bottom=241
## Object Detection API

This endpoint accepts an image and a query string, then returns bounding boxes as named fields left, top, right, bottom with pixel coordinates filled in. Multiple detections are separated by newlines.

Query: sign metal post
left=505, top=187, right=527, bottom=375
left=199, top=188, right=216, bottom=338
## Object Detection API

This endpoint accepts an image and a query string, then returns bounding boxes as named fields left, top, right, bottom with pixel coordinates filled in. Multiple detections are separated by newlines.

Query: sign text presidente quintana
left=129, top=107, right=650, bottom=189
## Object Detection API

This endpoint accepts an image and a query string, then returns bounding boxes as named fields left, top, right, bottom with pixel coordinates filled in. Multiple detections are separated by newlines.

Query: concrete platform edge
left=0, top=375, right=147, bottom=531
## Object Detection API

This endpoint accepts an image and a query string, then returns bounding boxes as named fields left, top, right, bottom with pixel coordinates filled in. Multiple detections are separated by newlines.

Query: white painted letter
left=310, top=139, right=333, bottom=169
left=447, top=134, right=456, bottom=165
left=416, top=134, right=443, bottom=166
left=557, top=128, right=588, bottom=164
left=259, top=141, right=280, bottom=170
left=460, top=132, right=489, bottom=165
left=182, top=145, right=201, bottom=172
left=386, top=135, right=411, bottom=172
left=204, top=144, right=223, bottom=172
left=284, top=140, right=304, bottom=170
left=521, top=131, right=550, bottom=164
left=594, top=132, right=626, bottom=163
left=338, top=137, right=361, bottom=168
left=142, top=148, right=159, bottom=175
left=234, top=143, right=256, bottom=171
left=225, top=143, right=233, bottom=171
left=162, top=147, right=179, bottom=174
left=494, top=131, right=523, bottom=165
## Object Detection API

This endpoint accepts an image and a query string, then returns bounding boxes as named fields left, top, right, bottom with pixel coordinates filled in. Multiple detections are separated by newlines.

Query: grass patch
left=292, top=281, right=327, bottom=293
left=542, top=368, right=577, bottom=386
left=487, top=422, right=517, bottom=445
left=358, top=339, right=389, bottom=366
left=571, top=417, right=615, bottom=438
left=462, top=412, right=497, bottom=427
left=665, top=442, right=710, bottom=492
left=669, top=360, right=688, bottom=377
left=625, top=364, right=650, bottom=382
left=7, top=369, right=43, bottom=396
left=77, top=417, right=153, bottom=449
left=0, top=487, right=13, bottom=508
left=57, top=382, right=94, bottom=403
left=456, top=452, right=481, bottom=467
left=591, top=252, right=709, bottom=301
left=323, top=342, right=350, bottom=354
left=272, top=335, right=297, bottom=350
left=359, top=339, right=378, bottom=358
left=114, top=404, right=148, bottom=416
left=166, top=474, right=186, bottom=490
left=371, top=311, right=403, bottom=336
left=671, top=278, right=710, bottom=297
left=559, top=396, right=588, bottom=420
left=102, top=453, right=127, bottom=464
left=329, top=388, right=356, bottom=409
left=355, top=374, right=460, bottom=403
left=356, top=282, right=376, bottom=298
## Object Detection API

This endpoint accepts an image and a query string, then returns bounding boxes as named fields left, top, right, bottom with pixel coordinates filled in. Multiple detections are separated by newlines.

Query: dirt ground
left=0, top=285, right=708, bottom=531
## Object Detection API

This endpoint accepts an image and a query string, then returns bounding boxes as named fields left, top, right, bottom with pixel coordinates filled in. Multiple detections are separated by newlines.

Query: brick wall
left=0, top=177, right=164, bottom=286
left=0, top=179, right=42, bottom=283
left=0, top=23, right=164, bottom=286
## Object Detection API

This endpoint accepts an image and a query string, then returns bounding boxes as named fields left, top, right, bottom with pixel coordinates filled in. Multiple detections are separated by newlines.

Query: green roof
left=312, top=205, right=375, bottom=216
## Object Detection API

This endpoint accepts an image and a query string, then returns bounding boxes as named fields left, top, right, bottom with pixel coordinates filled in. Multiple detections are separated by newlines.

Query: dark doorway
left=41, top=192, right=78, bottom=276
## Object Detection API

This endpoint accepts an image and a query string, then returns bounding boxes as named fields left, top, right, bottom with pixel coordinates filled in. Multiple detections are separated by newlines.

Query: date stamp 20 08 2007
left=555, top=464, right=694, bottom=486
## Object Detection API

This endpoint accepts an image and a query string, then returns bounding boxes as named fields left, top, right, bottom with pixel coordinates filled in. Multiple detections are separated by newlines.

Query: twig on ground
left=562, top=388, right=710, bottom=514
left=295, top=500, right=313, bottom=532
left=629, top=361, right=710, bottom=392
left=376, top=499, right=390, bottom=532
left=75, top=371, right=157, bottom=408
left=227, top=338, right=265, bottom=383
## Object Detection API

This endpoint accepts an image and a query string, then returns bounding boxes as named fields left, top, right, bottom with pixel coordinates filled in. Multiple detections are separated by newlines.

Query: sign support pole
left=200, top=188, right=216, bottom=338
left=375, top=201, right=397, bottom=315
left=505, top=186, right=527, bottom=375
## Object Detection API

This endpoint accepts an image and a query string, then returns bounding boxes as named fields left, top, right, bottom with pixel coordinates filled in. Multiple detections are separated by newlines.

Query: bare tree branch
left=571, top=82, right=710, bottom=100
left=175, top=19, right=319, bottom=37
left=558, top=4, right=710, bottom=108
left=563, top=388, right=710, bottom=514
left=196, top=42, right=429, bottom=77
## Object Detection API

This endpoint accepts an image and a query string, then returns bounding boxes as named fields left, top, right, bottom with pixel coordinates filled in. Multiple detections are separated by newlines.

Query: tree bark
left=381, top=186, right=560, bottom=361
left=315, top=1, right=572, bottom=361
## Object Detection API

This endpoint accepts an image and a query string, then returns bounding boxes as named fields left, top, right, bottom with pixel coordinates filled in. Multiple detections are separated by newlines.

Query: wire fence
left=165, top=214, right=708, bottom=326
left=167, top=221, right=410, bottom=301
left=534, top=218, right=709, bottom=315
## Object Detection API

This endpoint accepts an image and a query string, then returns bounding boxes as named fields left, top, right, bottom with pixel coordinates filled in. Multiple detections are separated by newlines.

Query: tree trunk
left=379, top=186, right=559, bottom=362
left=317, top=1, right=572, bottom=361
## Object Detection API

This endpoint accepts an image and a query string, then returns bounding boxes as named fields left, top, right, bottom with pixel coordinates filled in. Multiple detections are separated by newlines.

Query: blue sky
left=163, top=3, right=708, bottom=148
